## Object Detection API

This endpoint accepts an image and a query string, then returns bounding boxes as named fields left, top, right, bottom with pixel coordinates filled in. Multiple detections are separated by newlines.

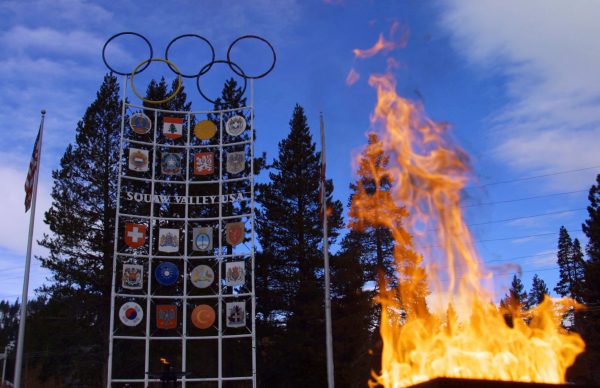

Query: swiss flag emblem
left=125, top=223, right=146, bottom=248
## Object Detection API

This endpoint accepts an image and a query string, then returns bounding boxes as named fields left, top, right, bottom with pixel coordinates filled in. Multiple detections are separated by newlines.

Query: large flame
left=351, top=72, right=585, bottom=387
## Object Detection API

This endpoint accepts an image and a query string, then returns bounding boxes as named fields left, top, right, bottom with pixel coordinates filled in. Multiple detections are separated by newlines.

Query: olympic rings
left=196, top=60, right=248, bottom=105
left=165, top=34, right=215, bottom=78
left=102, top=33, right=275, bottom=104
left=227, top=35, right=277, bottom=79
left=130, top=58, right=183, bottom=105
left=102, top=32, right=153, bottom=76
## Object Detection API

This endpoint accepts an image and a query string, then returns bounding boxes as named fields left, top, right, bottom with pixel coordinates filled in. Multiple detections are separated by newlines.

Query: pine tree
left=345, top=133, right=428, bottom=379
left=255, top=104, right=343, bottom=386
left=329, top=231, right=374, bottom=387
left=583, top=174, right=600, bottom=305
left=527, top=274, right=549, bottom=308
left=0, top=299, right=19, bottom=349
left=500, top=274, right=528, bottom=314
left=554, top=226, right=585, bottom=302
left=579, top=174, right=600, bottom=384
left=348, top=134, right=428, bottom=318
left=348, top=133, right=396, bottom=292
left=38, top=73, right=122, bottom=385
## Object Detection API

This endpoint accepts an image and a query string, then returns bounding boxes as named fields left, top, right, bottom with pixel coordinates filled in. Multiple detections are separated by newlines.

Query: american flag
left=24, top=124, right=42, bottom=212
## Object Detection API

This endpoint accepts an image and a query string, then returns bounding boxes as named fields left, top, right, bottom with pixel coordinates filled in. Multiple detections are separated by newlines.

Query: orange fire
left=351, top=71, right=585, bottom=387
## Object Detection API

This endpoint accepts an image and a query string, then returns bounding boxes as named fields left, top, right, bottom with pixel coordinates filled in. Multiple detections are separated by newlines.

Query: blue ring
left=102, top=32, right=153, bottom=76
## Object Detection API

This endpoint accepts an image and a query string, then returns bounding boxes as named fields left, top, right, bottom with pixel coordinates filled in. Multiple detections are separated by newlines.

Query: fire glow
left=351, top=71, right=585, bottom=386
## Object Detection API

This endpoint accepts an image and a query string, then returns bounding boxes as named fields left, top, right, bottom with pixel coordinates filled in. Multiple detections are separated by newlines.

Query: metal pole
left=2, top=347, right=7, bottom=385
left=107, top=74, right=129, bottom=387
left=217, top=109, right=224, bottom=388
left=14, top=110, right=46, bottom=388
left=320, top=113, right=334, bottom=388
left=249, top=79, right=257, bottom=388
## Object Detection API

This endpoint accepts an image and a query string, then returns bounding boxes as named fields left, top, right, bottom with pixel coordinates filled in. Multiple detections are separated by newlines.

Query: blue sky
left=1, top=0, right=599, bottom=302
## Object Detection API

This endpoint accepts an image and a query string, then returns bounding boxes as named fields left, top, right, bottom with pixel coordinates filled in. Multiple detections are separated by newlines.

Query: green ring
left=130, top=58, right=183, bottom=105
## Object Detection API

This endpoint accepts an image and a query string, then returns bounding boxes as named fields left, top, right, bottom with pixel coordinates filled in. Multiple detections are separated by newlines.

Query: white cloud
left=0, top=0, right=112, bottom=28
left=0, top=160, right=52, bottom=256
left=0, top=26, right=104, bottom=58
left=0, top=158, right=52, bottom=300
left=441, top=0, right=600, bottom=189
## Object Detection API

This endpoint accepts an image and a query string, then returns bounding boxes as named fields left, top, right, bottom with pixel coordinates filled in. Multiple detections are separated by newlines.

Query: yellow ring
left=130, top=58, right=183, bottom=105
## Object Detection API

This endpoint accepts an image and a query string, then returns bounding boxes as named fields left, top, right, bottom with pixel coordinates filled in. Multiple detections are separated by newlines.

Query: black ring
left=196, top=60, right=248, bottom=105
left=165, top=34, right=216, bottom=78
left=226, top=35, right=276, bottom=79
left=102, top=32, right=153, bottom=76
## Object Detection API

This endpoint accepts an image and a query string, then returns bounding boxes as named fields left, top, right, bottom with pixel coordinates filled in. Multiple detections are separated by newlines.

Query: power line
left=484, top=252, right=554, bottom=265
left=477, top=165, right=600, bottom=187
left=461, top=189, right=588, bottom=208
left=434, top=266, right=560, bottom=285
left=420, top=228, right=583, bottom=250
left=431, top=252, right=556, bottom=273
left=468, top=208, right=587, bottom=227
left=492, top=266, right=558, bottom=276
left=476, top=230, right=582, bottom=243
left=426, top=208, right=586, bottom=232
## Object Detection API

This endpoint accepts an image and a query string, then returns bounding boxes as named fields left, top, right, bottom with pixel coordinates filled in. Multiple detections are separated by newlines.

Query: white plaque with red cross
left=124, top=223, right=146, bottom=248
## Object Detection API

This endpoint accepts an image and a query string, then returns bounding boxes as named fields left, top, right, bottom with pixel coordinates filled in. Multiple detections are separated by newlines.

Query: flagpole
left=320, top=112, right=335, bottom=388
left=14, top=110, right=45, bottom=388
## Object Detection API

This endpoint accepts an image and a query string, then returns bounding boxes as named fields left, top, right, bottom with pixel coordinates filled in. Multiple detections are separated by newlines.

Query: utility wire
left=438, top=266, right=559, bottom=281
left=477, top=165, right=600, bottom=187
left=419, top=228, right=583, bottom=251
left=425, top=208, right=586, bottom=232
left=468, top=208, right=587, bottom=227
left=484, top=252, right=554, bottom=265
left=432, top=252, right=556, bottom=273
left=461, top=189, right=588, bottom=208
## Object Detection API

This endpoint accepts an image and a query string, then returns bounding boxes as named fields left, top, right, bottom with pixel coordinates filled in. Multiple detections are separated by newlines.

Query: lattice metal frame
left=106, top=75, right=256, bottom=387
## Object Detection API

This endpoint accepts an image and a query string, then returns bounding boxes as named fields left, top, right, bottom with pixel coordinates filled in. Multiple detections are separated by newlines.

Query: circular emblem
left=226, top=115, right=246, bottom=136
left=119, top=301, right=144, bottom=327
left=191, top=304, right=216, bottom=329
left=129, top=112, right=152, bottom=134
left=190, top=265, right=214, bottom=288
left=194, top=120, right=217, bottom=140
left=155, top=262, right=179, bottom=286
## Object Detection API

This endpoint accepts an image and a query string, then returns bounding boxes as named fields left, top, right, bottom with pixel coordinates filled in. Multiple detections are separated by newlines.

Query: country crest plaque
left=194, top=152, right=214, bottom=175
left=163, top=117, right=183, bottom=139
left=194, top=120, right=217, bottom=140
left=226, top=115, right=246, bottom=136
left=129, top=112, right=152, bottom=134
left=226, top=151, right=245, bottom=174
left=124, top=223, right=146, bottom=249
left=191, top=304, right=215, bottom=329
left=158, top=228, right=179, bottom=253
left=193, top=227, right=213, bottom=251
left=225, top=261, right=245, bottom=287
left=128, top=148, right=149, bottom=172
left=122, top=263, right=144, bottom=290
left=155, top=262, right=179, bottom=286
left=156, top=305, right=177, bottom=329
left=161, top=153, right=182, bottom=175
left=190, top=265, right=214, bottom=288
left=119, top=302, right=144, bottom=327
left=225, top=222, right=245, bottom=246
left=226, top=302, right=246, bottom=328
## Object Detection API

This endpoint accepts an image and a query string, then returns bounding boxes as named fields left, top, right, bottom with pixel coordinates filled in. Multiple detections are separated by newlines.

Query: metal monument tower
left=102, top=33, right=275, bottom=387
